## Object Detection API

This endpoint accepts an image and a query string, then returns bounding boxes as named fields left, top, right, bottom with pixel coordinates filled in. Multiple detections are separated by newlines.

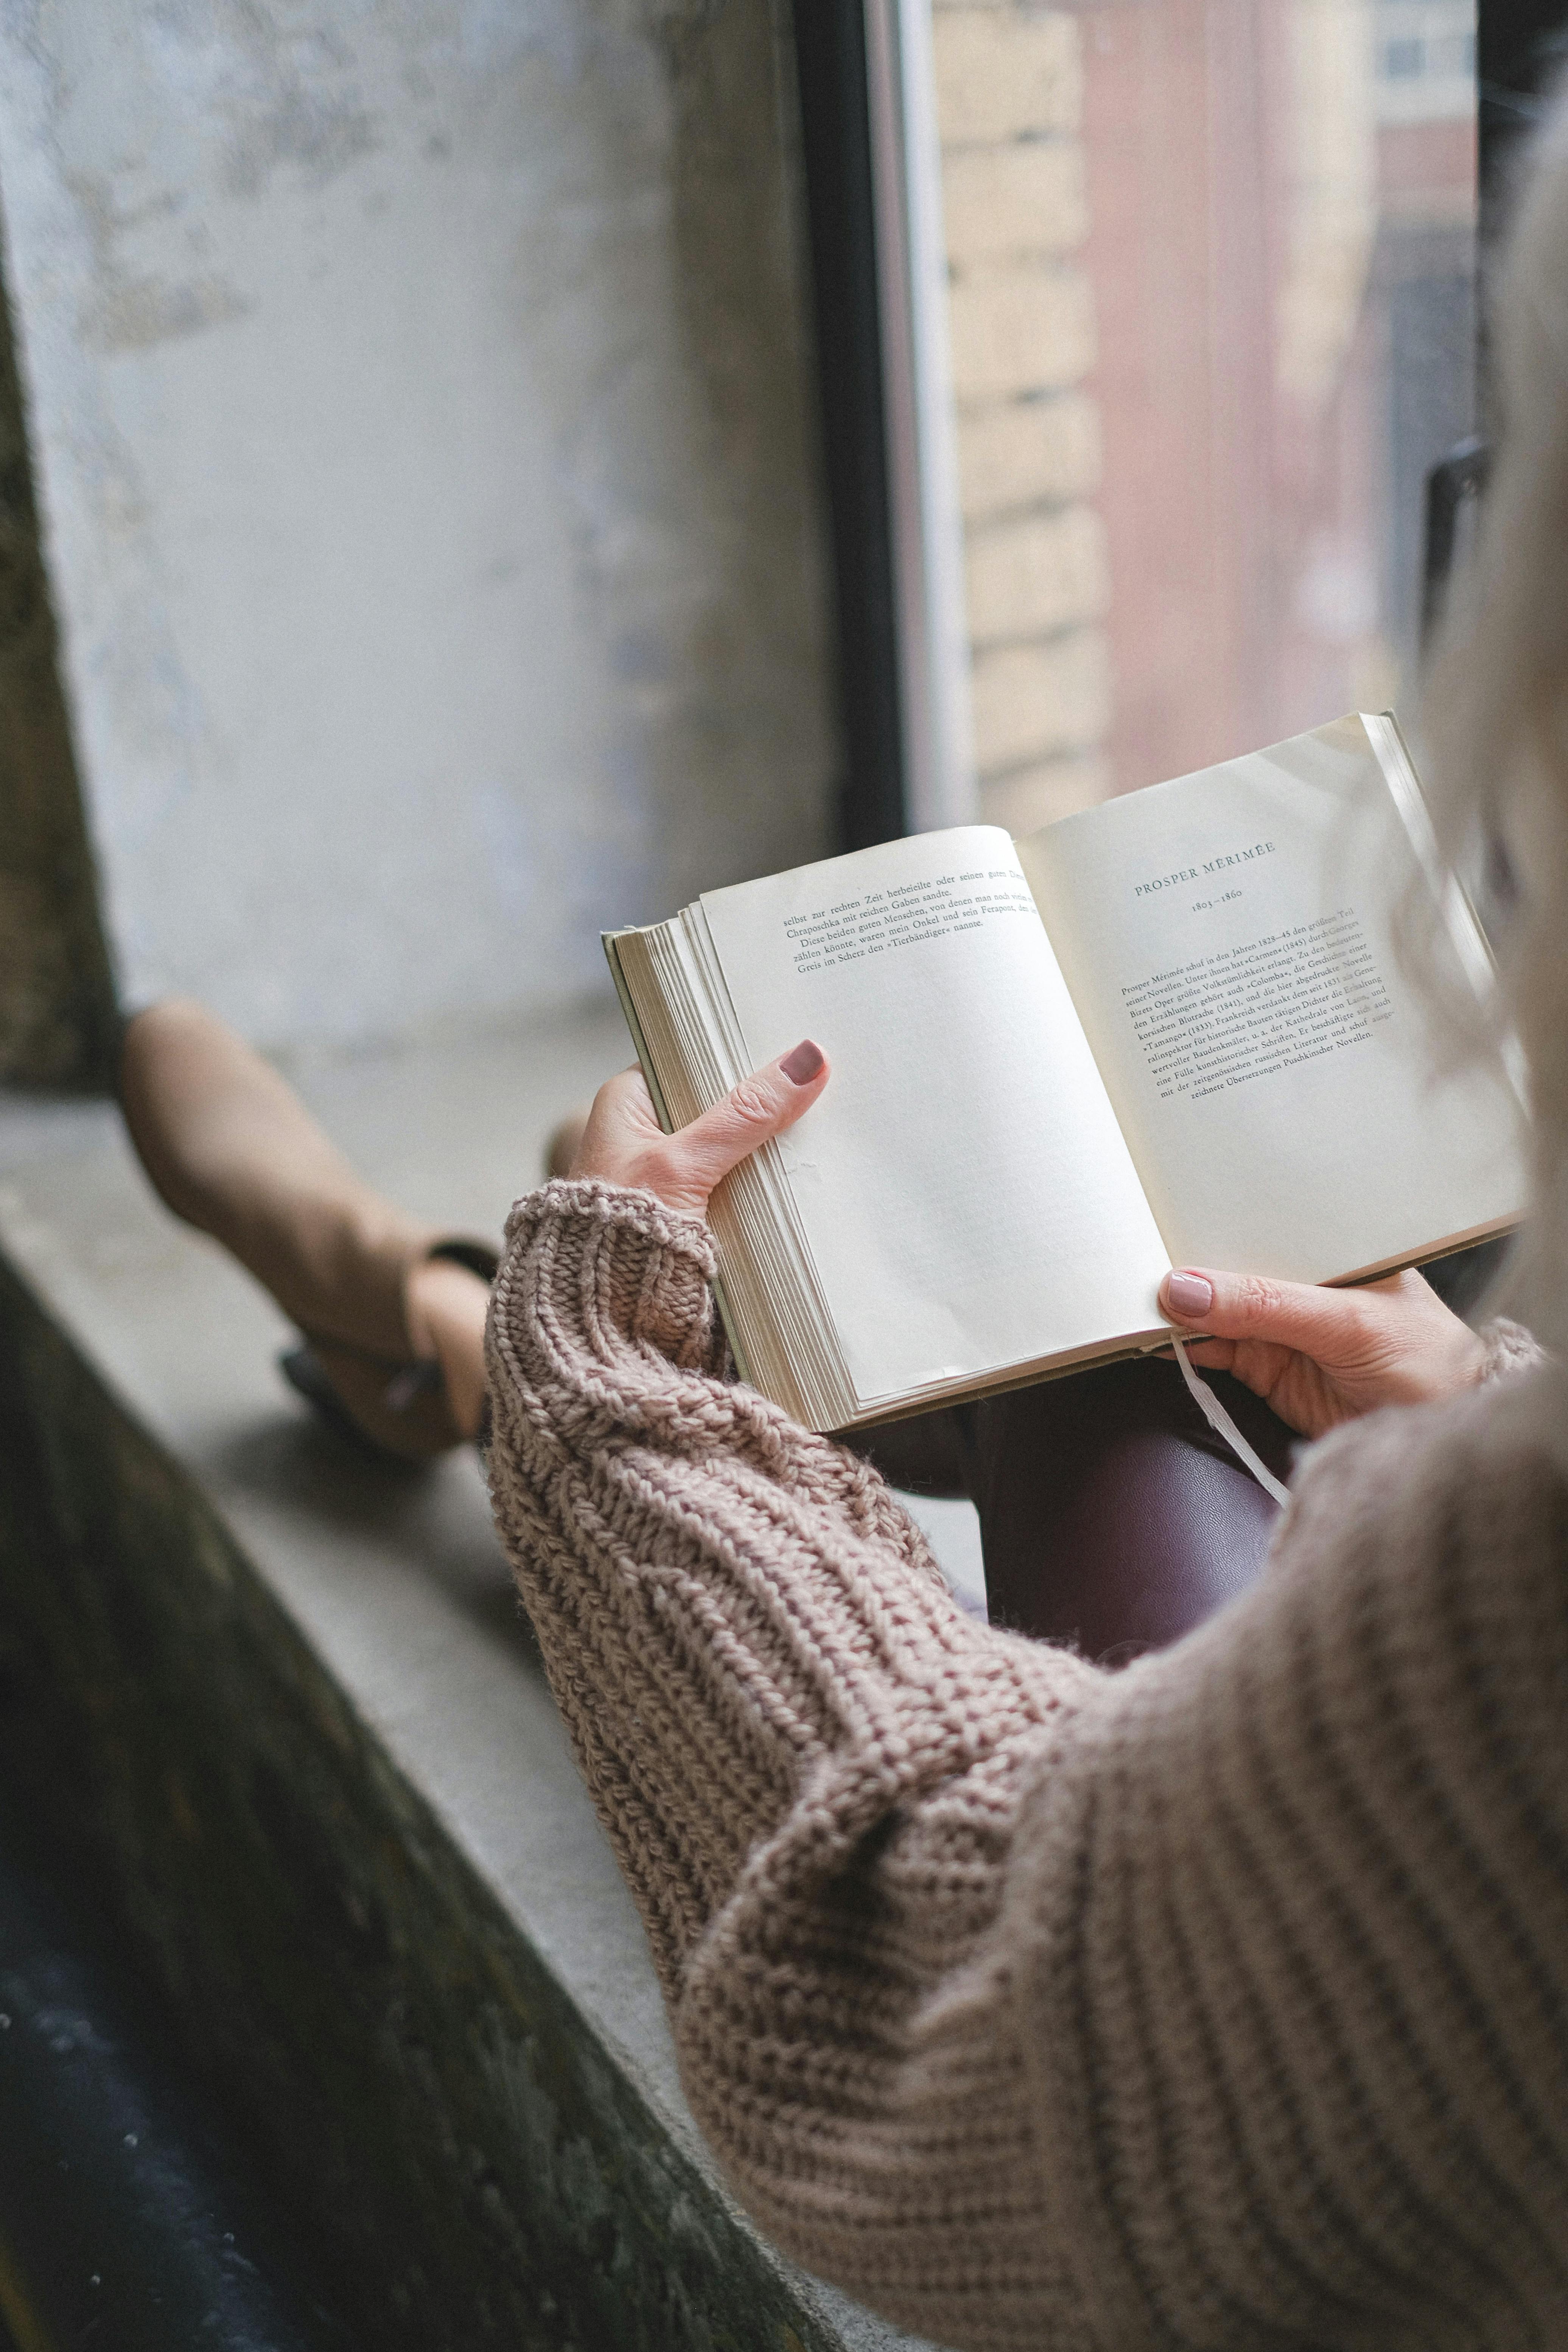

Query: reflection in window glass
left=929, top=0, right=1476, bottom=833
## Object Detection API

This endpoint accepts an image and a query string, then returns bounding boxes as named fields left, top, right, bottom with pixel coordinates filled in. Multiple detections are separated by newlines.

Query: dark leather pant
left=846, top=1358, right=1294, bottom=1663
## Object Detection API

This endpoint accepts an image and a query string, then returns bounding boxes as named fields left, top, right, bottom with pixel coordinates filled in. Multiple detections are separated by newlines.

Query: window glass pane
left=930, top=0, right=1477, bottom=832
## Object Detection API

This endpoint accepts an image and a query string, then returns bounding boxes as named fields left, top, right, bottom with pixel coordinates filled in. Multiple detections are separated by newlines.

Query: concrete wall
left=0, top=0, right=837, bottom=1051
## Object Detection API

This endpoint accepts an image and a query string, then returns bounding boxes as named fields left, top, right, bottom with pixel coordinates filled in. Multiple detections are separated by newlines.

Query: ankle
left=405, top=1258, right=491, bottom=1442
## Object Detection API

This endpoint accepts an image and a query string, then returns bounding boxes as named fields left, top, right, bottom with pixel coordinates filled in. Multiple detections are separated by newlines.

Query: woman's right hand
left=1159, top=1264, right=1489, bottom=1439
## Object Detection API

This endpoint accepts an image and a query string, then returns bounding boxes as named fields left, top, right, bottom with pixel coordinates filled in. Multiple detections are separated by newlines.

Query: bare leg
left=405, top=1258, right=490, bottom=1440
left=120, top=1001, right=496, bottom=1457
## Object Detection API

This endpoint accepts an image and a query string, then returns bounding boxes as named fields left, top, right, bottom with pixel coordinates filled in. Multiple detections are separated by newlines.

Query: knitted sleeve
left=1478, top=1313, right=1543, bottom=1383
left=485, top=1181, right=1568, bottom=2351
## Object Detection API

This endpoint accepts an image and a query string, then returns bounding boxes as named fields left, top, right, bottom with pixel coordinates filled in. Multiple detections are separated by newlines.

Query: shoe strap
left=426, top=1237, right=499, bottom=1284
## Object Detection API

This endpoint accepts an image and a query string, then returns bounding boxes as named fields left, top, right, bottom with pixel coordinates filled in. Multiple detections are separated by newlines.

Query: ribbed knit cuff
left=505, top=1174, right=716, bottom=1265
left=1475, top=1315, right=1544, bottom=1385
left=497, top=1177, right=728, bottom=1376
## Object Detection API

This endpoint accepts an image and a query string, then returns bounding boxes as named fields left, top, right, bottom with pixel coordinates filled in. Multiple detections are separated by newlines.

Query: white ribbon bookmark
left=1169, top=1335, right=1292, bottom=1508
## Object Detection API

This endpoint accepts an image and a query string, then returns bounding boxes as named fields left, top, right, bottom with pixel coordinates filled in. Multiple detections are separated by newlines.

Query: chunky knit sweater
left=484, top=1179, right=1568, bottom=2352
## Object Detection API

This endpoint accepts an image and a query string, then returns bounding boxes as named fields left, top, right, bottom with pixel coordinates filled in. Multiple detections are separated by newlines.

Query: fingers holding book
left=1158, top=1264, right=1489, bottom=1439
left=564, top=966, right=1490, bottom=1444
left=567, top=1042, right=831, bottom=1221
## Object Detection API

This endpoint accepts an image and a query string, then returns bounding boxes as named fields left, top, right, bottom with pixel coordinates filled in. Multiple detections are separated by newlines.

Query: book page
left=1019, top=716, right=1523, bottom=1280
left=697, top=828, right=1170, bottom=1410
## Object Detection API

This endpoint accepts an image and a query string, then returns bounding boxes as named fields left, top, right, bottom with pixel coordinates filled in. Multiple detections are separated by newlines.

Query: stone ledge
left=0, top=1006, right=934, bottom=2352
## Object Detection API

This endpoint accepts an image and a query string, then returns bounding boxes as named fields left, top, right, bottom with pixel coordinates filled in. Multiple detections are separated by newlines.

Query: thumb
left=1160, top=1265, right=1374, bottom=1359
left=672, top=1039, right=830, bottom=1204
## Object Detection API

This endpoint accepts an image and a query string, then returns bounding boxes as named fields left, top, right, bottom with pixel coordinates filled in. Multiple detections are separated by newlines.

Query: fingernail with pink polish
left=1165, top=1271, right=1213, bottom=1319
left=781, top=1039, right=825, bottom=1085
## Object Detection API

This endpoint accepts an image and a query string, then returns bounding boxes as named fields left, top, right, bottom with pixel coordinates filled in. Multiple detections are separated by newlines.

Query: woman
left=117, top=104, right=1568, bottom=2352
left=477, top=98, right=1568, bottom=2351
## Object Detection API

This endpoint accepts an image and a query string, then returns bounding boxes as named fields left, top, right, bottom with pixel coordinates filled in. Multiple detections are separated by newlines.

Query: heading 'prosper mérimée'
left=1132, top=841, right=1277, bottom=898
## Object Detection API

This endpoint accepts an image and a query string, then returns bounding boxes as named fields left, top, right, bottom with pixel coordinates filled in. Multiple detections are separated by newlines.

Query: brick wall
left=933, top=3, right=1112, bottom=835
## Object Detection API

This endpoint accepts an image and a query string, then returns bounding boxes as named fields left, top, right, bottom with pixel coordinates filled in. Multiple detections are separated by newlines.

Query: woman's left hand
left=566, top=1041, right=831, bottom=1221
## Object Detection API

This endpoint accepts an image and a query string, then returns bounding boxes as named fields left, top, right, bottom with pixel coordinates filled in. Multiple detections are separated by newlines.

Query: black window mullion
left=790, top=0, right=908, bottom=850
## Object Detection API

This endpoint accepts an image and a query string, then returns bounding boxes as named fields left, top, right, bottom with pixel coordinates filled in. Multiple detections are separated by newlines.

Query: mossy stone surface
left=0, top=221, right=118, bottom=1090
left=0, top=1239, right=901, bottom=2352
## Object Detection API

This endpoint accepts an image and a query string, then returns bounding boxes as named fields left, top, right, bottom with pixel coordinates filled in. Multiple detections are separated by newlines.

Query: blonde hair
left=1421, top=86, right=1568, bottom=1358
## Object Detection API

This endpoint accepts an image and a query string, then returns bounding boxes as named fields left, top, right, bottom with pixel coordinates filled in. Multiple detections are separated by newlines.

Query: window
left=860, top=0, right=1479, bottom=834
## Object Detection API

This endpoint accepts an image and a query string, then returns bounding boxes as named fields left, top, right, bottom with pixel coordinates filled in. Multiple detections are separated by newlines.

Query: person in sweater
left=476, top=94, right=1568, bottom=2350
left=114, top=96, right=1568, bottom=2352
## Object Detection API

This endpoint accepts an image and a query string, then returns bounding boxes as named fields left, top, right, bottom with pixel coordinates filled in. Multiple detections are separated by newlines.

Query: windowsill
left=0, top=1005, right=935, bottom=2352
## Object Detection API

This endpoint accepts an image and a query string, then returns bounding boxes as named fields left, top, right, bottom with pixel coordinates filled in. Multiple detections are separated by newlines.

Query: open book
left=605, top=714, right=1523, bottom=1434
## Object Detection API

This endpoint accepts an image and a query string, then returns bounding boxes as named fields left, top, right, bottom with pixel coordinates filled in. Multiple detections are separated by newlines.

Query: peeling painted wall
left=0, top=0, right=837, bottom=1049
